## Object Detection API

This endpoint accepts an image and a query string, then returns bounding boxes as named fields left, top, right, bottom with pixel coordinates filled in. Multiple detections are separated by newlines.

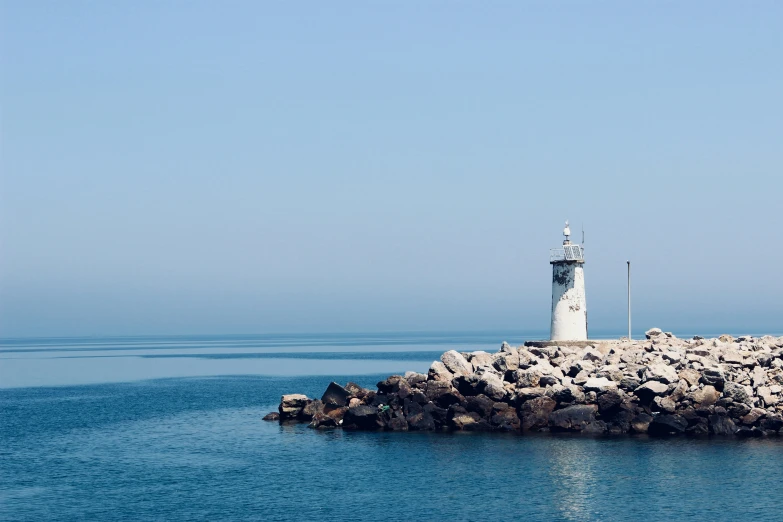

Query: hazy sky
left=1, top=2, right=781, bottom=337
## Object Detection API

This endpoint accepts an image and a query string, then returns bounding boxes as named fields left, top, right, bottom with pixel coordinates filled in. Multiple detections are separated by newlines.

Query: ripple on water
left=2, top=375, right=783, bottom=521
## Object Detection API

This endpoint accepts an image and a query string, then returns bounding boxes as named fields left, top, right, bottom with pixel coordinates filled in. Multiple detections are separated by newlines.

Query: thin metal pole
left=627, top=261, right=631, bottom=340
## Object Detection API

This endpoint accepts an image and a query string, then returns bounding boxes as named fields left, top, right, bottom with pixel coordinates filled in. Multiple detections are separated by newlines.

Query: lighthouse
left=550, top=221, right=588, bottom=341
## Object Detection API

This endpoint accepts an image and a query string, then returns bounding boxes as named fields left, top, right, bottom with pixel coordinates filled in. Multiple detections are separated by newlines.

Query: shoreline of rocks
left=263, top=328, right=783, bottom=437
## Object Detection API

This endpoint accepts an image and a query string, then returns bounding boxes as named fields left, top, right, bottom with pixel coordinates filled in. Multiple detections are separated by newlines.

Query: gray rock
left=441, top=350, right=473, bottom=377
left=653, top=396, right=676, bottom=413
left=723, top=382, right=753, bottom=406
left=468, top=351, right=495, bottom=369
left=722, top=351, right=744, bottom=365
left=279, top=394, right=311, bottom=421
left=630, top=412, right=653, bottom=433
left=678, top=369, right=701, bottom=387
left=321, top=382, right=351, bottom=408
left=634, top=381, right=669, bottom=403
left=699, top=368, right=726, bottom=390
left=520, top=396, right=556, bottom=431
left=478, top=373, right=507, bottom=401
left=450, top=411, right=481, bottom=430
left=687, top=385, right=720, bottom=407
left=548, top=405, right=599, bottom=432
left=740, top=408, right=766, bottom=426
left=516, top=387, right=547, bottom=402
left=553, top=385, right=586, bottom=405
left=428, top=361, right=454, bottom=382
left=308, top=411, right=339, bottom=430
left=492, top=352, right=520, bottom=373
left=641, top=364, right=679, bottom=384
left=342, top=405, right=381, bottom=430
left=758, top=386, right=778, bottom=406
left=584, top=377, right=618, bottom=393
left=709, top=415, right=737, bottom=435
left=516, top=368, right=542, bottom=388
left=581, top=347, right=603, bottom=363
left=645, top=328, right=664, bottom=339
left=649, top=414, right=688, bottom=435
left=662, top=351, right=682, bottom=364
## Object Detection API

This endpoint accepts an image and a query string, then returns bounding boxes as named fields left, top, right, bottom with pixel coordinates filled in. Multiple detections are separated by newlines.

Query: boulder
left=441, top=350, right=473, bottom=376
left=342, top=405, right=381, bottom=430
left=678, top=369, right=701, bottom=387
left=648, top=414, right=688, bottom=435
left=469, top=351, right=495, bottom=369
left=492, top=352, right=520, bottom=373
left=308, top=411, right=339, bottom=429
left=653, top=396, right=676, bottom=413
left=709, top=415, right=737, bottom=436
left=687, top=385, right=720, bottom=407
left=596, top=390, right=623, bottom=413
left=581, top=347, right=603, bottom=362
left=645, top=328, right=664, bottom=339
left=630, top=412, right=653, bottom=433
left=620, top=374, right=642, bottom=391
left=520, top=396, right=556, bottom=431
left=553, top=385, right=586, bottom=405
left=548, top=405, right=599, bottom=432
left=740, top=408, right=766, bottom=426
left=387, top=412, right=408, bottom=431
left=700, top=368, right=726, bottom=390
left=262, top=412, right=280, bottom=421
left=466, top=395, right=495, bottom=418
left=758, top=386, right=778, bottom=406
left=321, top=382, right=351, bottom=408
left=423, top=402, right=449, bottom=427
left=491, top=407, right=521, bottom=432
left=425, top=381, right=464, bottom=408
left=641, top=364, right=679, bottom=384
left=377, top=375, right=406, bottom=395
left=516, top=368, right=542, bottom=388
left=584, top=377, right=618, bottom=393
left=450, top=410, right=481, bottom=430
left=301, top=399, right=323, bottom=420
left=344, top=382, right=370, bottom=399
left=478, top=373, right=507, bottom=401
left=279, top=394, right=311, bottom=421
left=405, top=372, right=428, bottom=387
left=760, top=414, right=783, bottom=432
left=723, top=382, right=753, bottom=406
left=662, top=351, right=682, bottom=364
left=721, top=351, right=744, bottom=365
left=453, top=374, right=481, bottom=396
left=407, top=409, right=436, bottom=431
left=428, top=361, right=454, bottom=382
left=634, top=381, right=669, bottom=403
left=516, top=387, right=547, bottom=402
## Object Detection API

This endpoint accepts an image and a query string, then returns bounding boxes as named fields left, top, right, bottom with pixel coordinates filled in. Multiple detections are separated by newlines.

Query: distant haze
left=1, top=2, right=781, bottom=337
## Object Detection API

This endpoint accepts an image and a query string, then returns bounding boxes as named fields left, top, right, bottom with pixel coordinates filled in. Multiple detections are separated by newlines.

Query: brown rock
left=520, top=396, right=556, bottom=431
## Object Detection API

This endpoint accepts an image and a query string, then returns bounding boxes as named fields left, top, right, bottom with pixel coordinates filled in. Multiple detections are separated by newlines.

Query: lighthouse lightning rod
left=627, top=261, right=631, bottom=340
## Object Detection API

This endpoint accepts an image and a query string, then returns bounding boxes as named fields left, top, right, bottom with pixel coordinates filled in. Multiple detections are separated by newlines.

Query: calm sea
left=2, top=332, right=782, bottom=521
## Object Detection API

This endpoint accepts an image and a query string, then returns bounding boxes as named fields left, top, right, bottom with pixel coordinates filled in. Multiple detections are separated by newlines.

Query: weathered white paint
left=550, top=260, right=588, bottom=341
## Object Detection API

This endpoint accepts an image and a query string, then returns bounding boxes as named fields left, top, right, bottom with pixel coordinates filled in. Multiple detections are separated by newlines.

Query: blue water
left=2, top=333, right=783, bottom=521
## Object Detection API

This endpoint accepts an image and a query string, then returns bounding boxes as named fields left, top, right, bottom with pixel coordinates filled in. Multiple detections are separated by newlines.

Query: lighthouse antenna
left=582, top=224, right=584, bottom=247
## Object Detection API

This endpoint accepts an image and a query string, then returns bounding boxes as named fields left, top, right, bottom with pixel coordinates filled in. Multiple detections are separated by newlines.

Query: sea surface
left=2, top=332, right=782, bottom=521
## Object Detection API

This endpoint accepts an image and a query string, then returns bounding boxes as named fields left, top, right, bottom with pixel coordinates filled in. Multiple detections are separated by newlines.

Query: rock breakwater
left=265, top=329, right=783, bottom=437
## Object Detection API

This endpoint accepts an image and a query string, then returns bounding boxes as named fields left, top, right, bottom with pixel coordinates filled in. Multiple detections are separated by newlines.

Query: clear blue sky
left=1, top=2, right=781, bottom=337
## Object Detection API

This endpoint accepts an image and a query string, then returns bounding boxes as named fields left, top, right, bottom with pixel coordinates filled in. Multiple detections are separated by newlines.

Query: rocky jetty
left=265, top=329, right=783, bottom=437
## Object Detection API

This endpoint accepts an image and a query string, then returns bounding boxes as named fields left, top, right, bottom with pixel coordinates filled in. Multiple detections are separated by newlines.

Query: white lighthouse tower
left=549, top=221, right=588, bottom=341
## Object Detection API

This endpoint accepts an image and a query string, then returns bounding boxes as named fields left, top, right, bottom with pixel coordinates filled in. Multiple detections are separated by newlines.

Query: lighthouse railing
left=550, top=245, right=584, bottom=262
